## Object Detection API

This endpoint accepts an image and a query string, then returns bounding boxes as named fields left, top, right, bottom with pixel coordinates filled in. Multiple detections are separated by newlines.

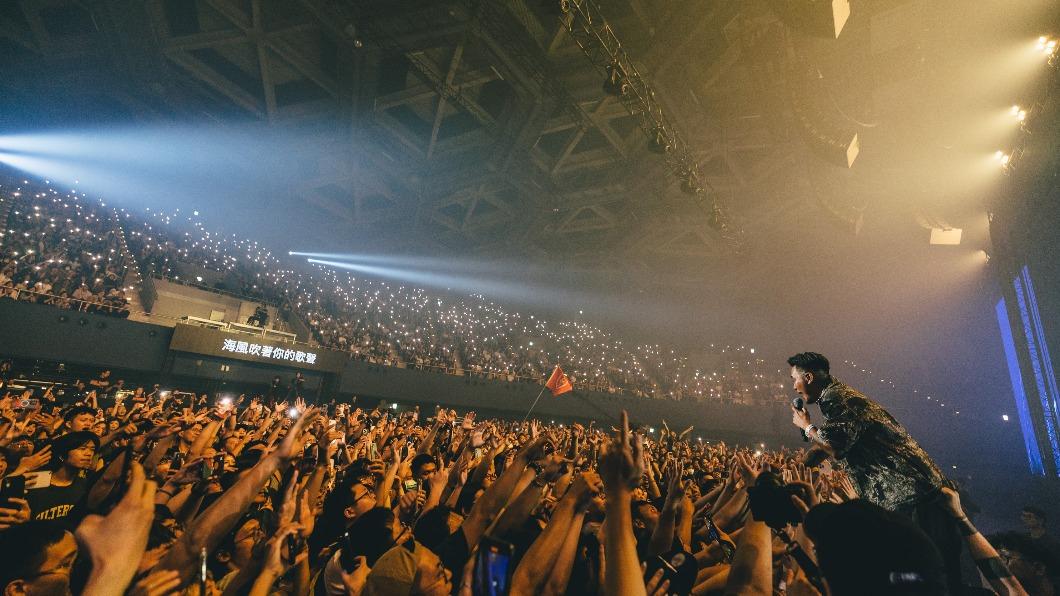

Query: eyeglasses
left=28, top=556, right=77, bottom=579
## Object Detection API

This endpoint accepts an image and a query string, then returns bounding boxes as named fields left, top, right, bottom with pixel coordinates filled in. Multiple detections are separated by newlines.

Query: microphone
left=792, top=397, right=809, bottom=442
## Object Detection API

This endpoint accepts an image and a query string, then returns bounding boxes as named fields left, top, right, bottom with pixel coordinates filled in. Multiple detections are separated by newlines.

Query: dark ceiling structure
left=0, top=0, right=1019, bottom=291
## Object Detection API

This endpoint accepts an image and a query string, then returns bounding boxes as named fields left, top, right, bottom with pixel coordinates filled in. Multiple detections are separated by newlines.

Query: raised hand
left=0, top=497, right=31, bottom=530
left=735, top=452, right=761, bottom=487
left=339, top=556, right=369, bottom=596
left=832, top=473, right=858, bottom=502
left=599, top=411, right=644, bottom=493
left=940, top=486, right=965, bottom=518
left=75, top=462, right=157, bottom=596
left=461, top=411, right=476, bottom=430
left=643, top=565, right=670, bottom=596
left=261, top=523, right=305, bottom=577
left=12, top=445, right=52, bottom=475
left=275, top=408, right=320, bottom=461
left=278, top=470, right=301, bottom=525
left=570, top=471, right=604, bottom=507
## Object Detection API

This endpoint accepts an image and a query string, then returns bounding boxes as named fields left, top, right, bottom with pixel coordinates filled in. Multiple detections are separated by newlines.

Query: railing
left=179, top=315, right=297, bottom=343
left=0, top=285, right=135, bottom=318
left=110, top=210, right=155, bottom=313
left=152, top=274, right=284, bottom=309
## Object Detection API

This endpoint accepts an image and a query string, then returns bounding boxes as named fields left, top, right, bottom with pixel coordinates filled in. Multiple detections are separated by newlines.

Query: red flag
left=545, top=365, right=573, bottom=396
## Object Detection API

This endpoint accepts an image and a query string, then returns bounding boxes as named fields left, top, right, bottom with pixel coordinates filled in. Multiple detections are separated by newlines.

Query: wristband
left=954, top=516, right=977, bottom=537
left=804, top=424, right=818, bottom=435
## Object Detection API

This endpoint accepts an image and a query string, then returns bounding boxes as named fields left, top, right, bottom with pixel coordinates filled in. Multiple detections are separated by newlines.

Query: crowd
left=0, top=366, right=1054, bottom=596
left=0, top=183, right=132, bottom=317
left=0, top=177, right=787, bottom=403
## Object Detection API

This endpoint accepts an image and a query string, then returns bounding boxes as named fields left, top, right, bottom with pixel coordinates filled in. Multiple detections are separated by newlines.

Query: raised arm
left=599, top=411, right=647, bottom=596
left=156, top=409, right=317, bottom=583
left=941, top=488, right=1029, bottom=596
left=510, top=472, right=600, bottom=596
left=460, top=437, right=545, bottom=549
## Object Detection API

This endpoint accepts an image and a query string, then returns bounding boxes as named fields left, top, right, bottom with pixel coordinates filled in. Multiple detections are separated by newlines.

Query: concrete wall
left=0, top=299, right=172, bottom=372
left=148, top=278, right=281, bottom=328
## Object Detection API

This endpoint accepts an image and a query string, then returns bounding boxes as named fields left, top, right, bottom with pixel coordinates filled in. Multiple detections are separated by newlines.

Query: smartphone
left=170, top=452, right=186, bottom=471
left=403, top=479, right=419, bottom=492
left=644, top=555, right=680, bottom=592
left=704, top=517, right=735, bottom=563
left=473, top=536, right=515, bottom=596
left=14, top=398, right=39, bottom=411
left=198, top=459, right=213, bottom=481
left=0, top=476, right=26, bottom=508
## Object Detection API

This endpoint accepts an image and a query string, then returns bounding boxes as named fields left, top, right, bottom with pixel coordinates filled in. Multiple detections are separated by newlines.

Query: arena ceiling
left=0, top=0, right=1031, bottom=294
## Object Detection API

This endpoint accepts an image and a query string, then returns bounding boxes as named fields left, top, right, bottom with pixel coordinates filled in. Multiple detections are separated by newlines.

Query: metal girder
left=197, top=0, right=340, bottom=97
left=162, top=47, right=265, bottom=117
left=427, top=41, right=465, bottom=159
left=163, top=28, right=246, bottom=51
left=555, top=204, right=617, bottom=233
left=552, top=183, right=627, bottom=210
left=373, top=68, right=496, bottom=111
left=401, top=47, right=497, bottom=132
left=251, top=0, right=278, bottom=120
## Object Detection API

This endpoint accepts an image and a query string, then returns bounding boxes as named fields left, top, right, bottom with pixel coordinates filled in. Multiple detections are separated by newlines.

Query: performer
left=787, top=351, right=962, bottom=591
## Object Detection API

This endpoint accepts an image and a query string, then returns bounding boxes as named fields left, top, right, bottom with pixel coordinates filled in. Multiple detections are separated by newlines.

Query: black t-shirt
left=26, top=474, right=90, bottom=525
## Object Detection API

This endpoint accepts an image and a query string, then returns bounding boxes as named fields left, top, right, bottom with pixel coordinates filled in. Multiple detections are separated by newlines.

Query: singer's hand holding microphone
left=791, top=397, right=812, bottom=442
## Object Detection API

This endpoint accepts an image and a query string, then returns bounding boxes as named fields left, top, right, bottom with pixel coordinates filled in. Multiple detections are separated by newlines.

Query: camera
left=747, top=471, right=803, bottom=530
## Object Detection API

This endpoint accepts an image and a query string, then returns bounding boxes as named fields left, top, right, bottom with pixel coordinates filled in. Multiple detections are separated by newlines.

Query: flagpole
left=523, top=384, right=548, bottom=422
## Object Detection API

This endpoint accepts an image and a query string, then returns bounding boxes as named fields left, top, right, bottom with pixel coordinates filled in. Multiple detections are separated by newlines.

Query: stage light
left=603, top=62, right=630, bottom=97
left=680, top=169, right=702, bottom=195
left=994, top=150, right=1011, bottom=167
left=707, top=203, right=726, bottom=230
left=929, top=228, right=962, bottom=245
left=288, top=407, right=299, bottom=418
left=1038, top=35, right=1058, bottom=56
left=648, top=127, right=673, bottom=154
left=1003, top=414, right=1010, bottom=421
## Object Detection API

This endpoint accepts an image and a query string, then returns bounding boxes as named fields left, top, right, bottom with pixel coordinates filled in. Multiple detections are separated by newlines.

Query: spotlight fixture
left=1037, top=35, right=1057, bottom=56
left=680, top=169, right=702, bottom=195
left=707, top=203, right=727, bottom=231
left=994, top=150, right=1011, bottom=167
left=648, top=126, right=673, bottom=154
left=1010, top=105, right=1028, bottom=121
left=603, top=62, right=630, bottom=97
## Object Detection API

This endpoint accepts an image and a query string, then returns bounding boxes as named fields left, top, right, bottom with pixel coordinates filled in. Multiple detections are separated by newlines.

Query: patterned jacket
left=815, top=379, right=945, bottom=510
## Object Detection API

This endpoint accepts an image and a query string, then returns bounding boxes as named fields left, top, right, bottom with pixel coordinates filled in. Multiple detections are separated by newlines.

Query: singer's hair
left=787, top=352, right=831, bottom=377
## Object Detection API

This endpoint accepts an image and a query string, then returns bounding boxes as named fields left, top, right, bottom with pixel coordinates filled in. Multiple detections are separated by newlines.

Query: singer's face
left=790, top=366, right=811, bottom=401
